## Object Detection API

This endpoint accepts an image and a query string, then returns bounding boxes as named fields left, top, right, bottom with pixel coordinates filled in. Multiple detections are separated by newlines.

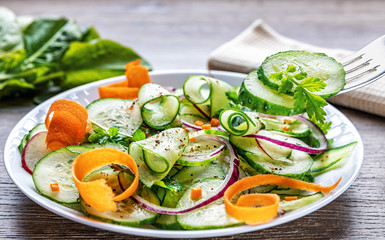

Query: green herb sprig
left=270, top=64, right=331, bottom=133
left=88, top=127, right=146, bottom=146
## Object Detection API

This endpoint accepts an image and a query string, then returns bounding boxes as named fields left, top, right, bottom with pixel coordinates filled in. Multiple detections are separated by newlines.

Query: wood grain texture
left=1, top=0, right=385, bottom=239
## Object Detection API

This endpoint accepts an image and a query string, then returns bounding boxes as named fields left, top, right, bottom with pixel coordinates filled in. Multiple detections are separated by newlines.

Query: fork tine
left=344, top=58, right=372, bottom=74
left=343, top=53, right=364, bottom=67
left=340, top=68, right=385, bottom=94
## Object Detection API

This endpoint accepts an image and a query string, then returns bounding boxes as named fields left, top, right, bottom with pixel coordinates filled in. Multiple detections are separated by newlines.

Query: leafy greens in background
left=0, top=7, right=151, bottom=103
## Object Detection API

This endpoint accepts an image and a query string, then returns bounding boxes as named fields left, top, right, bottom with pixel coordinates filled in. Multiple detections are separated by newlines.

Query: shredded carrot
left=284, top=196, right=298, bottom=201
left=224, top=175, right=341, bottom=225
left=189, top=137, right=197, bottom=142
left=72, top=148, right=139, bottom=212
left=98, top=59, right=150, bottom=99
left=45, top=100, right=90, bottom=150
left=181, top=126, right=190, bottom=132
left=210, top=118, right=220, bottom=127
left=282, top=125, right=289, bottom=131
left=194, top=120, right=204, bottom=126
left=202, top=124, right=211, bottom=130
left=190, top=186, right=202, bottom=200
left=50, top=183, right=60, bottom=192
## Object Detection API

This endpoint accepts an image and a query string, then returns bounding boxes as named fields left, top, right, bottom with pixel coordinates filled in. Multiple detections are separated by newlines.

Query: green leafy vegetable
left=0, top=7, right=151, bottom=101
left=61, top=39, right=151, bottom=89
left=88, top=127, right=147, bottom=146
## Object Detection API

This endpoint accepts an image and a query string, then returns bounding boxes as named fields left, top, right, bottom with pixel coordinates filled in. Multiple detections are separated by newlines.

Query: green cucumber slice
left=183, top=75, right=235, bottom=117
left=32, top=147, right=80, bottom=204
left=219, top=108, right=261, bottom=136
left=176, top=178, right=243, bottom=230
left=261, top=116, right=310, bottom=137
left=176, top=139, right=225, bottom=166
left=311, top=142, right=357, bottom=175
left=279, top=193, right=324, bottom=212
left=139, top=83, right=180, bottom=130
left=238, top=71, right=300, bottom=115
left=231, top=135, right=313, bottom=179
left=258, top=50, right=346, bottom=98
left=80, top=166, right=159, bottom=227
left=129, top=128, right=188, bottom=187
left=87, top=98, right=142, bottom=137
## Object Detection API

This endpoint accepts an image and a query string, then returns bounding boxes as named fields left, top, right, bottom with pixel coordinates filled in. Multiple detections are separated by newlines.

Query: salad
left=18, top=50, right=356, bottom=230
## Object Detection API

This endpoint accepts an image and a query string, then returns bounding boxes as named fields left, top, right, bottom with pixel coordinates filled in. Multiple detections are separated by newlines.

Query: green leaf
left=81, top=26, right=100, bottom=42
left=300, top=77, right=326, bottom=92
left=294, top=72, right=307, bottom=80
left=61, top=39, right=152, bottom=89
left=0, top=7, right=23, bottom=53
left=278, top=77, right=294, bottom=94
left=286, top=64, right=296, bottom=73
left=0, top=78, right=34, bottom=99
left=108, top=126, right=119, bottom=137
left=270, top=72, right=283, bottom=81
left=23, top=18, right=83, bottom=65
left=131, top=129, right=146, bottom=142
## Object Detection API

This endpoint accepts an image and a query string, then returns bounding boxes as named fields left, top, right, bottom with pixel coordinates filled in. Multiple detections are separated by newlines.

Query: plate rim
left=4, top=69, right=364, bottom=238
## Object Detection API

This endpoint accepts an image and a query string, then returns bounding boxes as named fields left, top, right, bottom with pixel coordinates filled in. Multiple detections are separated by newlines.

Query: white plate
left=4, top=70, right=363, bottom=238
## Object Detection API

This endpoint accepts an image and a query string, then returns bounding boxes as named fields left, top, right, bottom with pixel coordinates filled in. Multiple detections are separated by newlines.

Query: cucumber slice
left=129, top=128, right=188, bottom=187
left=231, top=135, right=313, bottom=179
left=176, top=178, right=243, bottom=230
left=311, top=142, right=357, bottom=175
left=18, top=123, right=47, bottom=153
left=219, top=108, right=261, bottom=136
left=176, top=139, right=225, bottom=166
left=180, top=114, right=208, bottom=125
left=261, top=116, right=310, bottom=137
left=32, top=147, right=80, bottom=204
left=258, top=50, right=346, bottom=98
left=139, top=83, right=180, bottom=130
left=238, top=71, right=300, bottom=115
left=87, top=98, right=142, bottom=137
left=153, top=161, right=226, bottom=229
left=183, top=75, right=235, bottom=117
left=279, top=193, right=324, bottom=212
left=80, top=167, right=159, bottom=227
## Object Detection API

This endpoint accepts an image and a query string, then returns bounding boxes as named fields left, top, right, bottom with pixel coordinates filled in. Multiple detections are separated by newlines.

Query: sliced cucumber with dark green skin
left=153, top=161, right=226, bottom=229
left=258, top=50, right=346, bottom=98
left=238, top=71, right=301, bottom=115
left=219, top=108, right=261, bottom=136
left=138, top=83, right=180, bottom=130
left=80, top=167, right=159, bottom=227
left=279, top=193, right=324, bottom=212
left=18, top=123, right=47, bottom=153
left=32, top=147, right=80, bottom=204
left=183, top=75, right=235, bottom=118
left=87, top=98, right=142, bottom=137
left=176, top=178, right=243, bottom=230
left=231, top=135, right=313, bottom=180
left=129, top=128, right=188, bottom=187
left=176, top=139, right=225, bottom=166
left=311, top=142, right=357, bottom=175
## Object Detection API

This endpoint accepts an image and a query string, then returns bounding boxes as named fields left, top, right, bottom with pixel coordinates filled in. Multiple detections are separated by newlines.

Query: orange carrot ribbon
left=98, top=59, right=151, bottom=99
left=224, top=175, right=341, bottom=225
left=72, top=148, right=139, bottom=212
left=45, top=99, right=91, bottom=150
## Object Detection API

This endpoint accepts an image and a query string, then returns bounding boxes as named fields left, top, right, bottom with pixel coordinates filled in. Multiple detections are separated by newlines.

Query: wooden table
left=1, top=0, right=385, bottom=239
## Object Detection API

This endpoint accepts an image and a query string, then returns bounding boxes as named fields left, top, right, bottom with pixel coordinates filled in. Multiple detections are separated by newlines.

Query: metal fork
left=339, top=35, right=385, bottom=94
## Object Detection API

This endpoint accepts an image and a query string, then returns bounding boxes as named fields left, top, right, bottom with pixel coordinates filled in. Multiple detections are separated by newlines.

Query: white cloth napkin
left=208, top=19, right=385, bottom=117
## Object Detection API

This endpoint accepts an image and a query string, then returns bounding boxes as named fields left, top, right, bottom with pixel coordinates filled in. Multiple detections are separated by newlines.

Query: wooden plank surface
left=1, top=0, right=385, bottom=239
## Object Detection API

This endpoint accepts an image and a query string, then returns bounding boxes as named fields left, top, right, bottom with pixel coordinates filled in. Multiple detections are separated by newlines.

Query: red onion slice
left=131, top=135, right=239, bottom=214
left=245, top=129, right=327, bottom=154
left=181, top=144, right=225, bottom=158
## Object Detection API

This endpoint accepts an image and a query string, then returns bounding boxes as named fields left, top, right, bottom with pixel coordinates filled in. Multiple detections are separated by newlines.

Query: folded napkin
left=208, top=19, right=385, bottom=117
